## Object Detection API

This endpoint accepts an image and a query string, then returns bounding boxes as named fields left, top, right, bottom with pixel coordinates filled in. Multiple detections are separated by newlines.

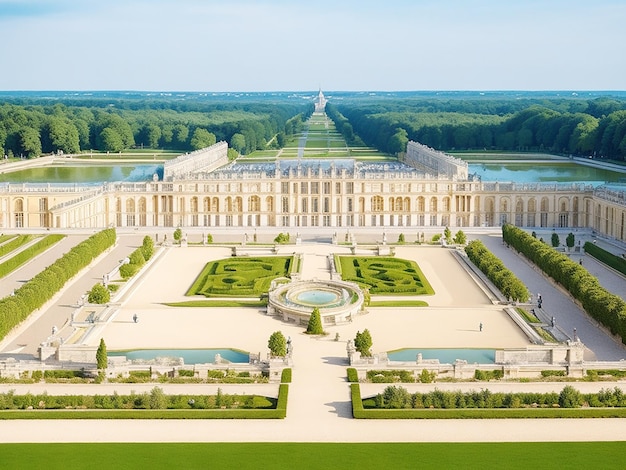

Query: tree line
left=331, top=96, right=626, bottom=159
left=502, top=224, right=626, bottom=344
left=0, top=99, right=313, bottom=158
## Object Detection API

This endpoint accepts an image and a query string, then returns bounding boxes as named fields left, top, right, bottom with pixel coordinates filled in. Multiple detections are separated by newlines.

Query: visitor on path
left=133, top=314, right=138, bottom=323
left=479, top=322, right=483, bottom=332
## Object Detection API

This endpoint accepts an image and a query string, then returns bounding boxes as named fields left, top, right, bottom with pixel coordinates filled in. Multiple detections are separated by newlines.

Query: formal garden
left=350, top=383, right=626, bottom=419
left=335, top=256, right=434, bottom=295
left=186, top=256, right=295, bottom=297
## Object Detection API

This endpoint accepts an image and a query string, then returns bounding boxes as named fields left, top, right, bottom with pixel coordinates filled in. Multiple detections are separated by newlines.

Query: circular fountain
left=268, top=280, right=364, bottom=325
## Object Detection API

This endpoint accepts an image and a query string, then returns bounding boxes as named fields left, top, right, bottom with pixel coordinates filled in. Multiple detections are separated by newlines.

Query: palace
left=0, top=140, right=625, bottom=243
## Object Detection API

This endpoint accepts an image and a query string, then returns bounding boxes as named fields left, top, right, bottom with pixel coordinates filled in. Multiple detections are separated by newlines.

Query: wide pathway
left=0, top=234, right=146, bottom=356
left=478, top=233, right=626, bottom=361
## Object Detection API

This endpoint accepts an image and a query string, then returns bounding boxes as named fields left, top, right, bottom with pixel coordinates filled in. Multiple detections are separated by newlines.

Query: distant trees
left=0, top=94, right=624, bottom=159
left=190, top=128, right=216, bottom=150
left=336, top=98, right=626, bottom=160
left=0, top=99, right=309, bottom=157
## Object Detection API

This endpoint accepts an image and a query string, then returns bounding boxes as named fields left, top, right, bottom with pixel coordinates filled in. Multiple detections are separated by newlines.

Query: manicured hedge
left=502, top=224, right=626, bottom=344
left=0, top=234, right=64, bottom=278
left=584, top=241, right=626, bottom=276
left=347, top=368, right=359, bottom=383
left=351, top=383, right=626, bottom=419
left=0, top=228, right=116, bottom=340
left=276, top=384, right=288, bottom=419
left=119, top=236, right=154, bottom=280
left=0, top=385, right=289, bottom=420
left=465, top=240, right=529, bottom=302
left=0, top=235, right=33, bottom=258
left=281, top=368, right=292, bottom=383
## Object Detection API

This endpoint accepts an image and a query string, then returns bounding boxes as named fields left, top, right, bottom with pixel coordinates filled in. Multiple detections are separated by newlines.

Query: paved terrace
left=0, top=228, right=625, bottom=442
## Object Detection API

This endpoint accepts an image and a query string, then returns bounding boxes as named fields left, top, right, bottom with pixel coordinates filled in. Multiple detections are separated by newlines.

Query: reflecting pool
left=108, top=348, right=249, bottom=364
left=0, top=164, right=163, bottom=183
left=469, top=162, right=624, bottom=186
left=388, top=348, right=496, bottom=364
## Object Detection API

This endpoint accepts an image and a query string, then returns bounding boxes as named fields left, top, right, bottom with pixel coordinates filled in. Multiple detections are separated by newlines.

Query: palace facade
left=0, top=140, right=625, bottom=243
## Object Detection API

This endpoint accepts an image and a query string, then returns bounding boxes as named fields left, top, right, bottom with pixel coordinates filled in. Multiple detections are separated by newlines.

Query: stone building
left=0, top=141, right=624, bottom=243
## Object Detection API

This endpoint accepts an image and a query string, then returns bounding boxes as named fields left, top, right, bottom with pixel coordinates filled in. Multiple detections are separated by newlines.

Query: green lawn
left=1, top=442, right=622, bottom=469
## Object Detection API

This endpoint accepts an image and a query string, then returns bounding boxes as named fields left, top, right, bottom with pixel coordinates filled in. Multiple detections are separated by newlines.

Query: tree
left=397, top=233, right=405, bottom=244
left=551, top=232, right=560, bottom=248
left=141, top=235, right=154, bottom=260
left=566, top=232, right=575, bottom=250
left=190, top=128, right=216, bottom=150
left=43, top=117, right=80, bottom=154
left=139, top=123, right=161, bottom=149
left=276, top=132, right=286, bottom=148
left=88, top=283, right=110, bottom=304
left=274, top=233, right=290, bottom=244
left=388, top=128, right=408, bottom=154
left=268, top=331, right=287, bottom=357
left=172, top=124, right=189, bottom=148
left=381, top=385, right=411, bottom=409
left=306, top=307, right=325, bottom=335
left=354, top=329, right=373, bottom=357
left=453, top=230, right=467, bottom=245
left=559, top=385, right=582, bottom=408
left=99, top=127, right=124, bottom=152
left=18, top=127, right=42, bottom=158
left=173, top=227, right=183, bottom=244
left=443, top=227, right=452, bottom=244
left=96, top=338, right=108, bottom=369
left=230, top=133, right=246, bottom=153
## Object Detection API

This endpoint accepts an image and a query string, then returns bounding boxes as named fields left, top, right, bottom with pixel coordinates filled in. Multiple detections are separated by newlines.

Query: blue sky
left=0, top=0, right=624, bottom=91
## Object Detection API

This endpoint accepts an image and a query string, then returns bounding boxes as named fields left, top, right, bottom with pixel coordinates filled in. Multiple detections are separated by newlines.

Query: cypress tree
left=96, top=338, right=108, bottom=369
left=306, top=307, right=324, bottom=335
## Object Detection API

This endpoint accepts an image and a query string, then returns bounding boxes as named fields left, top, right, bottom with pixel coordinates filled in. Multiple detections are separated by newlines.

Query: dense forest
left=329, top=97, right=626, bottom=160
left=1, top=91, right=625, bottom=161
left=0, top=95, right=313, bottom=158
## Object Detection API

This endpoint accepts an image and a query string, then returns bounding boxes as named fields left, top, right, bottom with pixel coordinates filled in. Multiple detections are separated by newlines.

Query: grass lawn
left=2, top=442, right=623, bottom=469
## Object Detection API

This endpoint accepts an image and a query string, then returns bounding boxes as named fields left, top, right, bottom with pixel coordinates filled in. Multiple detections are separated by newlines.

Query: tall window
left=14, top=199, right=24, bottom=228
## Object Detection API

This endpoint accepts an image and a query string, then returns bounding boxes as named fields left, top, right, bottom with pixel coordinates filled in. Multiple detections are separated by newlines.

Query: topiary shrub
left=141, top=236, right=154, bottom=260
left=559, top=385, right=583, bottom=408
left=306, top=307, right=325, bottom=335
left=268, top=331, right=287, bottom=356
left=88, top=283, right=110, bottom=304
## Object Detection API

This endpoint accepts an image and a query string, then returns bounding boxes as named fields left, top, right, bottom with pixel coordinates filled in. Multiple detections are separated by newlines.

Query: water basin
left=108, top=348, right=249, bottom=364
left=388, top=348, right=496, bottom=364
